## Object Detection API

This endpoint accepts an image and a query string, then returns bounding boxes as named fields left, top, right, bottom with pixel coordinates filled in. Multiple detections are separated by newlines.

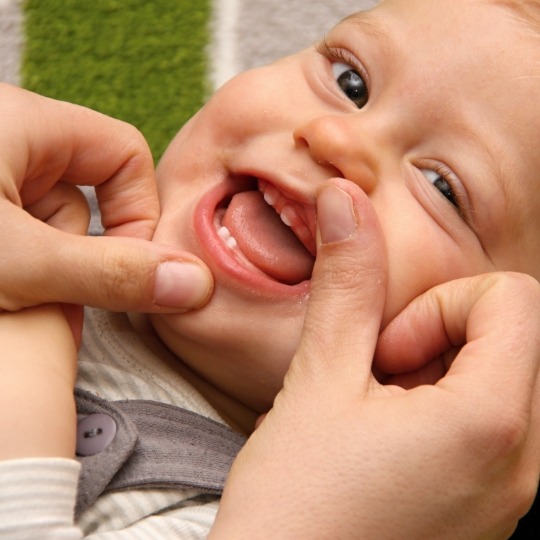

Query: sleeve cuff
left=0, top=458, right=81, bottom=538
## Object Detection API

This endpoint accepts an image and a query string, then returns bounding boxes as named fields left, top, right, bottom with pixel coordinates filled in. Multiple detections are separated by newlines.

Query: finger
left=0, top=201, right=213, bottom=313
left=290, top=179, right=387, bottom=392
left=24, top=185, right=89, bottom=339
left=384, top=355, right=451, bottom=388
left=24, top=182, right=90, bottom=235
left=442, top=273, right=540, bottom=406
left=376, top=272, right=540, bottom=410
left=0, top=83, right=158, bottom=240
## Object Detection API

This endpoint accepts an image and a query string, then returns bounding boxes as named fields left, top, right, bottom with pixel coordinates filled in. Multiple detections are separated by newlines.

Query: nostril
left=293, top=131, right=343, bottom=178
left=294, top=136, right=307, bottom=150
left=293, top=118, right=348, bottom=178
left=293, top=130, right=311, bottom=154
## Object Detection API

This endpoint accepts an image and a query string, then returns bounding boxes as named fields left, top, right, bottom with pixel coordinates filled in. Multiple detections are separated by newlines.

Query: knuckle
left=478, top=272, right=540, bottom=343
left=491, top=410, right=529, bottom=456
left=469, top=405, right=529, bottom=462
left=492, top=271, right=540, bottom=304
left=99, top=246, right=150, bottom=307
left=116, top=121, right=153, bottom=162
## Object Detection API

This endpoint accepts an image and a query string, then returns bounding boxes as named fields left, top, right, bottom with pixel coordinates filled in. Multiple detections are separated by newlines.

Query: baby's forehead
left=340, top=0, right=540, bottom=30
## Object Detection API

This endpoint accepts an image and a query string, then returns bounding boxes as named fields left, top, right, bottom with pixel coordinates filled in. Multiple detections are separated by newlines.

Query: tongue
left=223, top=191, right=314, bottom=284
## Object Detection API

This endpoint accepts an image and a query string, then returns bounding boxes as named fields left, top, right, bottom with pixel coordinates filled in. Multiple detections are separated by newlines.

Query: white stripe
left=209, top=0, right=240, bottom=89
left=0, top=0, right=23, bottom=85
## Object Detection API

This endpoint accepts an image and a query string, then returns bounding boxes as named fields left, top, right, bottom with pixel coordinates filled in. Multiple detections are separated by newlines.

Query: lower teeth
left=218, top=226, right=238, bottom=250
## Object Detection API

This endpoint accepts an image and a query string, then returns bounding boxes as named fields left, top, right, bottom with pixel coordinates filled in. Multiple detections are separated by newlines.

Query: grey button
left=76, top=413, right=117, bottom=456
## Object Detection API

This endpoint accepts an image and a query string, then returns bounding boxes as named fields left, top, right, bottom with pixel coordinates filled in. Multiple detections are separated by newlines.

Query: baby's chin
left=149, top=307, right=302, bottom=409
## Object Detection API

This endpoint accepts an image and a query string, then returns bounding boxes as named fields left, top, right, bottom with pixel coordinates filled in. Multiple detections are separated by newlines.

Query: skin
left=0, top=83, right=213, bottom=315
left=149, top=0, right=540, bottom=426
left=1, top=1, right=539, bottom=536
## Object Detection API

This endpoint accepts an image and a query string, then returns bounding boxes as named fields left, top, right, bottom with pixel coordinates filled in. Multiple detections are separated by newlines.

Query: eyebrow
left=336, top=11, right=398, bottom=68
left=340, top=11, right=389, bottom=41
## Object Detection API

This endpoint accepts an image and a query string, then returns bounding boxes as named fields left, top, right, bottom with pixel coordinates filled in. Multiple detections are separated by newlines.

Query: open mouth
left=213, top=177, right=317, bottom=285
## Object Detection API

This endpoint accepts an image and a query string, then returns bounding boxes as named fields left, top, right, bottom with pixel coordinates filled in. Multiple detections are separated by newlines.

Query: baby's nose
left=293, top=114, right=378, bottom=194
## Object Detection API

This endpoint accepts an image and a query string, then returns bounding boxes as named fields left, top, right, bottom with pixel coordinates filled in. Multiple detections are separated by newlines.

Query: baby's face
left=151, top=0, right=540, bottom=412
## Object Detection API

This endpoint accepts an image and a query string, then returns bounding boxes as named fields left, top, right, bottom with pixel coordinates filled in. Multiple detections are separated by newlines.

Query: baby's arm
left=0, top=90, right=95, bottom=536
left=0, top=304, right=81, bottom=538
left=0, top=166, right=83, bottom=461
left=0, top=304, right=78, bottom=460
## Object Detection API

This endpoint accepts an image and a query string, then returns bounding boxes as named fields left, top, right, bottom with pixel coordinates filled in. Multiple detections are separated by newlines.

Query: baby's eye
left=421, top=169, right=459, bottom=208
left=332, top=62, right=368, bottom=109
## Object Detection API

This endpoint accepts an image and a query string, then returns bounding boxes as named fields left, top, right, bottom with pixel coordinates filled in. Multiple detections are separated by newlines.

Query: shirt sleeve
left=0, top=457, right=82, bottom=540
left=0, top=458, right=218, bottom=540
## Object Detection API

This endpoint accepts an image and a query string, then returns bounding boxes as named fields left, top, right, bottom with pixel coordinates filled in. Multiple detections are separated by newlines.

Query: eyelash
left=315, top=38, right=370, bottom=96
left=425, top=163, right=466, bottom=217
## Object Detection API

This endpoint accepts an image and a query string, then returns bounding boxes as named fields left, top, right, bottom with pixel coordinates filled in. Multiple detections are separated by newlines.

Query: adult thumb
left=0, top=203, right=213, bottom=313
left=290, top=179, right=387, bottom=392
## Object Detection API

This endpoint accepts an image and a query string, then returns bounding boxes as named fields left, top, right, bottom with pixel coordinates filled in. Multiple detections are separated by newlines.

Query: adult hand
left=211, top=179, right=540, bottom=539
left=0, top=84, right=213, bottom=313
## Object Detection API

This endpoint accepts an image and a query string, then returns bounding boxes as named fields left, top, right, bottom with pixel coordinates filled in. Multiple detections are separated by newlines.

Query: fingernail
left=154, top=262, right=211, bottom=308
left=317, top=185, right=357, bottom=246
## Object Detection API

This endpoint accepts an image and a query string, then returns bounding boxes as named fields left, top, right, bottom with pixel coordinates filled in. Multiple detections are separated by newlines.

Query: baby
left=1, top=0, right=539, bottom=538
left=150, top=0, right=540, bottom=417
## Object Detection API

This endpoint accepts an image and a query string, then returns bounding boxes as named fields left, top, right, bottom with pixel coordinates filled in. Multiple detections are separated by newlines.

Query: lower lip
left=194, top=180, right=310, bottom=298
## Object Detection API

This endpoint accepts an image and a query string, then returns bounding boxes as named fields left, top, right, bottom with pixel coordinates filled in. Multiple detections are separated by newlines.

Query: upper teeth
left=260, top=180, right=295, bottom=229
left=259, top=179, right=317, bottom=255
left=263, top=189, right=278, bottom=206
left=280, top=205, right=300, bottom=228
